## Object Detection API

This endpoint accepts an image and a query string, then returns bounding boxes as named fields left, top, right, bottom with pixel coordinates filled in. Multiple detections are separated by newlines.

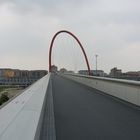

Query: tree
left=0, top=94, right=9, bottom=105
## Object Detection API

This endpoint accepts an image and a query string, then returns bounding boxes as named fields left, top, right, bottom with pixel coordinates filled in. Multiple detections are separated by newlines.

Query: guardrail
left=62, top=73, right=140, bottom=106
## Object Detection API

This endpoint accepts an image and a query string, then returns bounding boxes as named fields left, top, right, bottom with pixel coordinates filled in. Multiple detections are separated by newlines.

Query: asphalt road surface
left=51, top=74, right=140, bottom=140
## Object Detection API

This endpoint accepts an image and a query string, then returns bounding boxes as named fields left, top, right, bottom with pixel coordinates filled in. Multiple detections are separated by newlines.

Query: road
left=52, top=74, right=140, bottom=140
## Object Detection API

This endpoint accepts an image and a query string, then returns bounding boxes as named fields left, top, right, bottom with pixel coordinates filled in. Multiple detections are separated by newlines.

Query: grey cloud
left=2, top=0, right=140, bottom=26
left=0, top=0, right=98, bottom=16
left=0, top=0, right=140, bottom=72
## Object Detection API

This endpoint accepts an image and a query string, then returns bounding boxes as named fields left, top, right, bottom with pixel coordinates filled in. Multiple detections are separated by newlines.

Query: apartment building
left=0, top=69, right=48, bottom=87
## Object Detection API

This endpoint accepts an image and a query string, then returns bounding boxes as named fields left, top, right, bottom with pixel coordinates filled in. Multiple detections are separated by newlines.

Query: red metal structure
left=49, top=30, right=91, bottom=75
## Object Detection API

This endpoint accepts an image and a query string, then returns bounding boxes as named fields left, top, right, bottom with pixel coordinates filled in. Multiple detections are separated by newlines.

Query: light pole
left=95, top=54, right=98, bottom=76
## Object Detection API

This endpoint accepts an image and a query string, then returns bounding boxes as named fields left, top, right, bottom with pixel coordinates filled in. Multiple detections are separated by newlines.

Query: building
left=67, top=71, right=74, bottom=74
left=125, top=71, right=140, bottom=77
left=51, top=65, right=58, bottom=73
left=59, top=68, right=67, bottom=73
left=109, top=67, right=122, bottom=77
left=78, top=70, right=106, bottom=77
left=0, top=68, right=48, bottom=87
left=122, top=71, right=140, bottom=81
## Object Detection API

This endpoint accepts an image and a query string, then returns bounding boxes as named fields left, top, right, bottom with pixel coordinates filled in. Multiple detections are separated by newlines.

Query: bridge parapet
left=62, top=73, right=140, bottom=106
left=0, top=74, right=51, bottom=140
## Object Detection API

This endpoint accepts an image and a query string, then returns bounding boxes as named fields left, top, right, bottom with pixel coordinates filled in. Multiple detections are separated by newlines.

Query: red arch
left=49, top=30, right=91, bottom=75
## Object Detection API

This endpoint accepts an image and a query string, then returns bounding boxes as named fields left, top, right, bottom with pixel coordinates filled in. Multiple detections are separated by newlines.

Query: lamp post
left=95, top=54, right=98, bottom=76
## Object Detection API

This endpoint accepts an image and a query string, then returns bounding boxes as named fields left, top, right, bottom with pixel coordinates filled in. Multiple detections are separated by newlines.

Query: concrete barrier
left=62, top=74, right=140, bottom=106
left=0, top=74, right=50, bottom=140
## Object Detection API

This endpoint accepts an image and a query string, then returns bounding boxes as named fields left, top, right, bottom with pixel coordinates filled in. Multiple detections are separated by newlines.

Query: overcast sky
left=0, top=0, right=140, bottom=73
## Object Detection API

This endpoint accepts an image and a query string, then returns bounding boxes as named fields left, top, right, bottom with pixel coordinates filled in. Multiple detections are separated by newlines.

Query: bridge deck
left=42, top=74, right=140, bottom=140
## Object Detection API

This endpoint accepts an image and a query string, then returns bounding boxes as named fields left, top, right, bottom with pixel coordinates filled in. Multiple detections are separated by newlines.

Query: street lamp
left=95, top=54, right=98, bottom=76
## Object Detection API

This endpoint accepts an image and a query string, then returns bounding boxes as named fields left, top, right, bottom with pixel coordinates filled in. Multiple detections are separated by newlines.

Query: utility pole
left=95, top=54, right=98, bottom=76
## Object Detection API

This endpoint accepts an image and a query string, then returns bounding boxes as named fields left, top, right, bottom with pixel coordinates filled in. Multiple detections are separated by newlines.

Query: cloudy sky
left=0, top=0, right=140, bottom=73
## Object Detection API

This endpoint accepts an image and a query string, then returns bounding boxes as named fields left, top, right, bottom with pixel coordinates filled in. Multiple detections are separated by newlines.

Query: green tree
left=0, top=94, right=9, bottom=105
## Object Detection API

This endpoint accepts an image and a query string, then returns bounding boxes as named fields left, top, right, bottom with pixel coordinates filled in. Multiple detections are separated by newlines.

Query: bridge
left=0, top=30, right=140, bottom=140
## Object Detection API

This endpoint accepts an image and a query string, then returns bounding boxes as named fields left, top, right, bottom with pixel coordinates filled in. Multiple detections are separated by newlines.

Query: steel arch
left=49, top=30, right=91, bottom=75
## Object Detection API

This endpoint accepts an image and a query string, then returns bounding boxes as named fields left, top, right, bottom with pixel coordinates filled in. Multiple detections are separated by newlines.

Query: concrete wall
left=63, top=74, right=140, bottom=106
